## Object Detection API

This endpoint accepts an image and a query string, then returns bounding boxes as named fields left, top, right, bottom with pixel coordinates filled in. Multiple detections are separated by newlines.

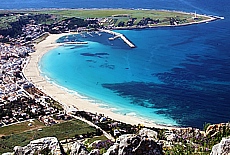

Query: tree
left=118, top=21, right=125, bottom=27
left=40, top=147, right=51, bottom=155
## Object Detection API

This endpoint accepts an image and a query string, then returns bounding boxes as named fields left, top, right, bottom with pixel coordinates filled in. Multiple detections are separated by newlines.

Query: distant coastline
left=0, top=8, right=221, bottom=29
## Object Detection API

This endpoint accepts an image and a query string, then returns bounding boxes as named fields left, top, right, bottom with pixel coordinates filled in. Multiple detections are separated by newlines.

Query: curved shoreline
left=23, top=33, right=179, bottom=130
left=0, top=8, right=219, bottom=24
left=22, top=10, right=220, bottom=130
left=112, top=15, right=218, bottom=30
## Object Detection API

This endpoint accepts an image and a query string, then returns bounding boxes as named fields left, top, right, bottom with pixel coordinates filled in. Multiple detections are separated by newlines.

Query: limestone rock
left=89, top=149, right=100, bottom=155
left=139, top=128, right=158, bottom=139
left=70, top=141, right=89, bottom=155
left=104, top=132, right=163, bottom=155
left=2, top=153, right=14, bottom=155
left=13, top=137, right=62, bottom=155
left=206, top=123, right=230, bottom=137
left=103, top=143, right=119, bottom=155
left=210, top=136, right=230, bottom=155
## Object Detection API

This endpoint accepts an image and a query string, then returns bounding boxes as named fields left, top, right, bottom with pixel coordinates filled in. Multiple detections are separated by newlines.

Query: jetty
left=99, top=29, right=135, bottom=48
left=63, top=41, right=88, bottom=45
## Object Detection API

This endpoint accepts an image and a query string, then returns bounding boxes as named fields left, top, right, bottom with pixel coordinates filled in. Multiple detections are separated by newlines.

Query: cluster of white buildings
left=21, top=23, right=48, bottom=42
left=8, top=22, right=48, bottom=46
left=0, top=42, right=69, bottom=127
left=0, top=43, right=34, bottom=102
left=0, top=43, right=71, bottom=127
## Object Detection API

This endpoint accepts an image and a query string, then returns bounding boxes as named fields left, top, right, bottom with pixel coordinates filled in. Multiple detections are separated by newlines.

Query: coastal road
left=68, top=114, right=115, bottom=142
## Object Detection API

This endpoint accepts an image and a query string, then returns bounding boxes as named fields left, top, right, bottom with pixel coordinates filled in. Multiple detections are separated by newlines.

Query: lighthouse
left=193, top=11, right=198, bottom=20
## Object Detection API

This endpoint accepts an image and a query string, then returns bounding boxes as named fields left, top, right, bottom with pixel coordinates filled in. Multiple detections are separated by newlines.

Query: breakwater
left=99, top=29, right=135, bottom=48
left=63, top=41, right=88, bottom=45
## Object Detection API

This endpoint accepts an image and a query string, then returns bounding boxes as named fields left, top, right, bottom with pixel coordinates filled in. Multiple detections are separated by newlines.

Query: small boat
left=109, top=37, right=115, bottom=40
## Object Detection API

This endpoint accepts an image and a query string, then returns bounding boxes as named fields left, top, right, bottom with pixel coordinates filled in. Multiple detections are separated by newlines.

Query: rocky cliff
left=13, top=137, right=63, bottom=155
left=210, top=136, right=230, bottom=155
left=7, top=128, right=162, bottom=155
left=104, top=128, right=162, bottom=155
left=6, top=126, right=230, bottom=155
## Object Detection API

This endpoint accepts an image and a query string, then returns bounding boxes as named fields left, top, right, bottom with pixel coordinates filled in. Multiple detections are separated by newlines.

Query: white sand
left=23, top=33, right=177, bottom=130
left=22, top=13, right=220, bottom=130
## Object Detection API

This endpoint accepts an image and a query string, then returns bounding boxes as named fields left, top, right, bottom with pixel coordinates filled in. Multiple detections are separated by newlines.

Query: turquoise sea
left=2, top=0, right=230, bottom=128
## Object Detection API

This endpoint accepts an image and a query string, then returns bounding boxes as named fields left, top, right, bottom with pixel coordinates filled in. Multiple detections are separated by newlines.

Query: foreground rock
left=104, top=128, right=163, bottom=155
left=70, top=141, right=89, bottom=155
left=7, top=128, right=163, bottom=155
left=14, top=137, right=63, bottom=155
left=210, top=136, right=230, bottom=155
left=89, top=149, right=100, bottom=155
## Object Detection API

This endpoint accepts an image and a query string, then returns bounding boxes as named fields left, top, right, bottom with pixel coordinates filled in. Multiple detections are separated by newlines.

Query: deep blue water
left=0, top=0, right=217, bottom=13
left=2, top=0, right=230, bottom=129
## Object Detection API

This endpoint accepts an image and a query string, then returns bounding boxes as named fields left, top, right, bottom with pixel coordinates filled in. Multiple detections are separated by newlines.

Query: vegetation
left=0, top=9, right=219, bottom=155
left=0, top=9, right=210, bottom=36
left=0, top=14, right=18, bottom=29
left=39, top=147, right=52, bottom=155
left=30, top=9, right=208, bottom=26
left=78, top=111, right=230, bottom=155
left=75, top=111, right=138, bottom=137
left=164, top=124, right=230, bottom=155
left=85, top=135, right=108, bottom=145
left=45, top=97, right=64, bottom=111
left=84, top=135, right=109, bottom=153
left=30, top=9, right=196, bottom=20
left=0, top=12, right=56, bottom=37
left=33, top=32, right=49, bottom=44
left=0, top=119, right=96, bottom=154
left=0, top=98, right=45, bottom=120
left=90, top=139, right=114, bottom=154
left=0, top=119, right=44, bottom=136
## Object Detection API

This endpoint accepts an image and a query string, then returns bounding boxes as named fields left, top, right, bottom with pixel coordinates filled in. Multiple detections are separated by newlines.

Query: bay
left=1, top=0, right=230, bottom=128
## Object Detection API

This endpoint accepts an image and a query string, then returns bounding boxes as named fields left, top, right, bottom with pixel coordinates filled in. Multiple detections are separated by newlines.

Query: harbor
left=99, top=29, right=136, bottom=48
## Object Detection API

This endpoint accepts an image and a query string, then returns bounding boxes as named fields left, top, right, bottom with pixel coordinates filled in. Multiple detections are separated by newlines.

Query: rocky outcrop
left=2, top=153, right=14, bottom=155
left=13, top=137, right=62, bottom=155
left=89, top=149, right=100, bottom=155
left=104, top=143, right=119, bottom=155
left=139, top=128, right=158, bottom=139
left=210, top=136, right=230, bottom=155
left=70, top=141, right=89, bottom=155
left=7, top=128, right=162, bottom=155
left=206, top=123, right=230, bottom=137
left=104, top=128, right=163, bottom=155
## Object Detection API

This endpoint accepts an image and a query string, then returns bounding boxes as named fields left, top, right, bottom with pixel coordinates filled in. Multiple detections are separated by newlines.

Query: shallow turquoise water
left=40, top=24, right=230, bottom=128
left=9, top=0, right=229, bottom=128
left=40, top=33, right=178, bottom=126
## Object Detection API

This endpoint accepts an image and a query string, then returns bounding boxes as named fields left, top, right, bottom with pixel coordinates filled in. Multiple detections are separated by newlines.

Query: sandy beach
left=23, top=33, right=175, bottom=129
left=22, top=12, right=218, bottom=129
